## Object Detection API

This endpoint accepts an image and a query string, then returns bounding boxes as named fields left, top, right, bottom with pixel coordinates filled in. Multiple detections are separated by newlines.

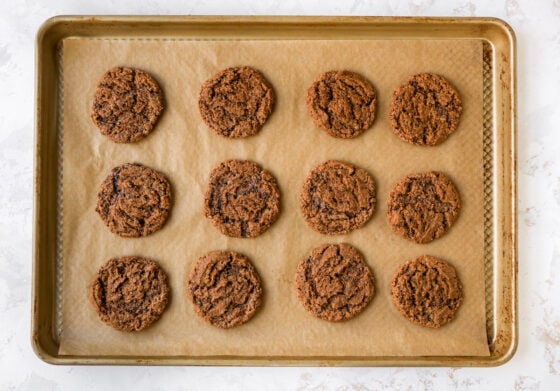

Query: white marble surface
left=0, top=0, right=558, bottom=389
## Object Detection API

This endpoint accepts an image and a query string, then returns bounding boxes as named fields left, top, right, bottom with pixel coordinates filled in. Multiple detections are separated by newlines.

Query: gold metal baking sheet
left=33, top=16, right=517, bottom=366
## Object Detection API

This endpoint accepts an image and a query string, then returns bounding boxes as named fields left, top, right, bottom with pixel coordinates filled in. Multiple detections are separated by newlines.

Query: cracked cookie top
left=95, top=163, right=172, bottom=238
left=391, top=255, right=463, bottom=328
left=389, top=73, right=462, bottom=146
left=90, top=256, right=170, bottom=332
left=204, top=160, right=280, bottom=238
left=91, top=67, right=164, bottom=143
left=295, top=243, right=375, bottom=322
left=299, top=160, right=376, bottom=235
left=187, top=251, right=263, bottom=328
left=198, top=66, right=275, bottom=138
left=386, top=171, right=461, bottom=244
left=306, top=70, right=377, bottom=139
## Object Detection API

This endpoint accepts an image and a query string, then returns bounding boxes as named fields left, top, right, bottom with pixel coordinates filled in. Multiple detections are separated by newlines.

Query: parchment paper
left=59, top=38, right=489, bottom=357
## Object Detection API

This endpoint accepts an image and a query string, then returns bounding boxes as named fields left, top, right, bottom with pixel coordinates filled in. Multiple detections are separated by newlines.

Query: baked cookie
left=90, top=256, right=170, bottom=332
left=96, top=163, right=172, bottom=238
left=391, top=255, right=463, bottom=328
left=389, top=73, right=462, bottom=146
left=306, top=70, right=377, bottom=139
left=187, top=251, right=263, bottom=328
left=300, top=160, right=376, bottom=235
left=387, top=171, right=461, bottom=244
left=204, top=160, right=280, bottom=238
left=91, top=67, right=164, bottom=143
left=198, top=66, right=274, bottom=138
left=295, top=243, right=375, bottom=322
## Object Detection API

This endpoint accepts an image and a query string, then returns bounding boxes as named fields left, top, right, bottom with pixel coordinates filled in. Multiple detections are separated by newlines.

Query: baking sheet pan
left=33, top=16, right=517, bottom=366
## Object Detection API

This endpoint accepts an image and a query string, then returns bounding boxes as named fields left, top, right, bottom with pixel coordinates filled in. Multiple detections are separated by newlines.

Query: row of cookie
left=90, top=66, right=463, bottom=146
left=96, top=160, right=462, bottom=244
left=90, top=244, right=463, bottom=332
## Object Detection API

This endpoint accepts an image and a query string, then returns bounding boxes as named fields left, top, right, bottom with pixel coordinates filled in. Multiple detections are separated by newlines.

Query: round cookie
left=91, top=66, right=164, bottom=143
left=391, top=255, right=463, bottom=328
left=187, top=251, right=263, bottom=328
left=198, top=66, right=275, bottom=138
left=387, top=171, right=461, bottom=244
left=300, top=160, right=376, bottom=235
left=389, top=73, right=462, bottom=146
left=90, top=256, right=170, bottom=332
left=204, top=160, right=280, bottom=238
left=96, top=163, right=172, bottom=238
left=295, top=243, right=375, bottom=322
left=306, top=70, right=377, bottom=139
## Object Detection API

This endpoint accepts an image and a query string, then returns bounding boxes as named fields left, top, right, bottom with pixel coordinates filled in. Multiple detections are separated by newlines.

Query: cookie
left=389, top=73, right=462, bottom=146
left=391, top=255, right=463, bottom=328
left=91, top=67, right=164, bottom=143
left=300, top=160, right=376, bottom=235
left=90, top=256, right=170, bottom=332
left=306, top=70, right=377, bottom=139
left=204, top=160, right=280, bottom=238
left=387, top=171, right=461, bottom=244
left=96, top=163, right=172, bottom=238
left=295, top=243, right=375, bottom=322
left=198, top=66, right=274, bottom=138
left=187, top=251, right=263, bottom=328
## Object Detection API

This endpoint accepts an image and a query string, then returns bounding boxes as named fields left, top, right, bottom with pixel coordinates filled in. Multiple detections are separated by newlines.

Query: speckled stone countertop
left=0, top=0, right=558, bottom=389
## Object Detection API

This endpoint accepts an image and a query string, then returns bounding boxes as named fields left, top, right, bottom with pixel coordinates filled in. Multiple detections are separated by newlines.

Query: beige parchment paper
left=59, top=38, right=489, bottom=357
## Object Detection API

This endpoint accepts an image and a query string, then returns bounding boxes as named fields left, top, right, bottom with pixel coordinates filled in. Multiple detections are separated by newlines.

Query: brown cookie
left=187, top=251, right=263, bottom=328
left=389, top=73, right=462, bottom=146
left=204, top=160, right=280, bottom=238
left=198, top=66, right=274, bottom=138
left=96, top=163, right=172, bottom=238
left=300, top=160, right=376, bottom=235
left=387, top=171, right=461, bottom=244
left=306, top=70, right=377, bottom=139
left=391, top=255, right=463, bottom=328
left=91, top=67, right=164, bottom=143
left=295, top=243, right=375, bottom=322
left=90, top=256, right=170, bottom=332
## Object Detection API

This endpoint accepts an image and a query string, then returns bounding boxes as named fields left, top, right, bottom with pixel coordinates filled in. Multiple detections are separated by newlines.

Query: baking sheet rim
left=32, top=15, right=517, bottom=366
